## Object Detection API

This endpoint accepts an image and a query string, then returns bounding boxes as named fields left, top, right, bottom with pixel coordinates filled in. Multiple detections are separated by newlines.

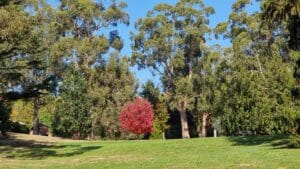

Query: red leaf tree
left=119, top=98, right=154, bottom=135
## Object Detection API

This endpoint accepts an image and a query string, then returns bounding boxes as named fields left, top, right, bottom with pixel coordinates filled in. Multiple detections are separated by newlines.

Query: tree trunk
left=179, top=53, right=193, bottom=139
left=201, top=112, right=209, bottom=137
left=32, top=97, right=39, bottom=135
left=188, top=57, right=193, bottom=79
left=213, top=128, right=217, bottom=138
left=73, top=131, right=81, bottom=140
left=89, top=118, right=96, bottom=140
left=178, top=52, right=193, bottom=139
left=179, top=99, right=190, bottom=139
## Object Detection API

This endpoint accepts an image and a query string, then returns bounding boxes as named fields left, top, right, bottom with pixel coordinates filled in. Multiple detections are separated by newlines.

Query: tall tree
left=52, top=0, right=129, bottom=139
left=132, top=0, right=214, bottom=138
left=193, top=45, right=221, bottom=137
left=0, top=0, right=58, bottom=134
left=260, top=0, right=300, bottom=125
left=89, top=52, right=136, bottom=139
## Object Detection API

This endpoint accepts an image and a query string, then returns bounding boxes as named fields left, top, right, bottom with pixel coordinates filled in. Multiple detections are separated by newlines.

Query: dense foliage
left=0, top=0, right=299, bottom=140
left=132, top=0, right=214, bottom=138
left=52, top=65, right=91, bottom=139
left=89, top=52, right=136, bottom=139
left=119, top=98, right=154, bottom=135
left=141, top=81, right=170, bottom=139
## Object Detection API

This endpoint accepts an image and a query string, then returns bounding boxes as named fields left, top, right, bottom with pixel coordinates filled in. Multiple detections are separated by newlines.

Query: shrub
left=13, top=122, right=30, bottom=134
left=119, top=98, right=154, bottom=135
left=288, top=135, right=300, bottom=148
left=0, top=121, right=29, bottom=134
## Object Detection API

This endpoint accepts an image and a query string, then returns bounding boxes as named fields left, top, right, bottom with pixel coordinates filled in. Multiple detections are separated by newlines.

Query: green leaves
left=88, top=52, right=136, bottom=139
left=215, top=50, right=297, bottom=135
left=231, top=0, right=251, bottom=12
left=0, top=4, right=32, bottom=58
left=53, top=64, right=91, bottom=139
left=175, top=77, right=193, bottom=98
left=132, top=0, right=213, bottom=75
left=211, top=0, right=298, bottom=134
left=132, top=0, right=214, bottom=138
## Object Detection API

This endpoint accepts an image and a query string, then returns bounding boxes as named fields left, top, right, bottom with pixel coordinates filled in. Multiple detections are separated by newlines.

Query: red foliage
left=119, top=98, right=154, bottom=134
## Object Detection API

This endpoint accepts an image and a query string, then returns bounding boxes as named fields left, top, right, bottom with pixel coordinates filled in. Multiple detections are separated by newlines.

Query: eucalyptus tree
left=52, top=0, right=129, bottom=75
left=192, top=45, right=221, bottom=136
left=132, top=0, right=214, bottom=138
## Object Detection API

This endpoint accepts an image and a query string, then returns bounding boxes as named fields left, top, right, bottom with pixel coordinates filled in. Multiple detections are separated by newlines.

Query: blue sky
left=48, top=0, right=260, bottom=88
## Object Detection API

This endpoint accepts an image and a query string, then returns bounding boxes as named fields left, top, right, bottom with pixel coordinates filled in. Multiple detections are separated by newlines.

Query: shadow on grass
left=228, top=135, right=290, bottom=149
left=0, top=135, right=102, bottom=159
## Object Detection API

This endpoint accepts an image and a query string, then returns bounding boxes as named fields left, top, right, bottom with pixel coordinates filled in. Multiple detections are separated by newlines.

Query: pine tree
left=0, top=0, right=58, bottom=134
left=52, top=65, right=91, bottom=139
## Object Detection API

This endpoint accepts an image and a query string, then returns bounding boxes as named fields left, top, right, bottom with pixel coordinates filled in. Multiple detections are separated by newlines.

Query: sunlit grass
left=0, top=133, right=299, bottom=169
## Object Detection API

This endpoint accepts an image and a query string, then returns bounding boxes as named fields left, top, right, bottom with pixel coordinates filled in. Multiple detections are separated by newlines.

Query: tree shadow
left=227, top=135, right=290, bottom=149
left=0, top=135, right=102, bottom=159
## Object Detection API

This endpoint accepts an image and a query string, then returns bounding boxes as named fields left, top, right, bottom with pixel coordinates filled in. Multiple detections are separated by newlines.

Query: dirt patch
left=238, top=163, right=257, bottom=167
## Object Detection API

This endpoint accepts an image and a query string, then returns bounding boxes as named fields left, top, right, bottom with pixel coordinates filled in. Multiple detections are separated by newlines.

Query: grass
left=0, top=133, right=300, bottom=169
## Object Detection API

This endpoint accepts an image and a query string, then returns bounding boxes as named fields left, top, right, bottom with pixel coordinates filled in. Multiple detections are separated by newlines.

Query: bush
left=0, top=121, right=29, bottom=134
left=119, top=98, right=154, bottom=136
left=288, top=135, right=300, bottom=148
left=13, top=122, right=30, bottom=134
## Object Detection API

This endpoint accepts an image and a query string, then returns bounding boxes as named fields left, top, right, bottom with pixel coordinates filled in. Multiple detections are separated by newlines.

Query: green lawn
left=0, top=134, right=299, bottom=169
